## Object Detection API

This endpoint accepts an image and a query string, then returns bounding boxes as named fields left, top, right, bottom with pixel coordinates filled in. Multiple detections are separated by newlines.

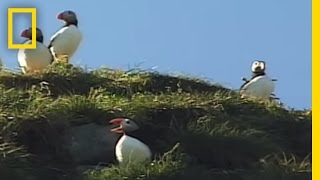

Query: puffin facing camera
left=239, top=60, right=277, bottom=100
left=251, top=60, right=266, bottom=73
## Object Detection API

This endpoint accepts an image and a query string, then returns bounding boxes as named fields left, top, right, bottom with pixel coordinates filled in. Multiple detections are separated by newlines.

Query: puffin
left=239, top=60, right=276, bottom=99
left=18, top=27, right=53, bottom=74
left=109, top=118, right=152, bottom=166
left=48, top=10, right=82, bottom=63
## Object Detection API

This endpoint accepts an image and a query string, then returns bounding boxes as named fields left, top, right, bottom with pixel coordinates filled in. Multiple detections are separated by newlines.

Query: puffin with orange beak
left=109, top=118, right=152, bottom=166
left=18, top=27, right=53, bottom=74
left=48, top=10, right=82, bottom=63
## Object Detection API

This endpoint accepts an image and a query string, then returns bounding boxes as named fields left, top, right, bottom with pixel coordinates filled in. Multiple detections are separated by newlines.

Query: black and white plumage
left=18, top=28, right=53, bottom=74
left=109, top=118, right=152, bottom=166
left=48, top=10, right=82, bottom=63
left=240, top=60, right=276, bottom=99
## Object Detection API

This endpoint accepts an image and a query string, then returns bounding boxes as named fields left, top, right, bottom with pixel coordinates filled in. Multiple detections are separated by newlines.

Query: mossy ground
left=0, top=63, right=311, bottom=180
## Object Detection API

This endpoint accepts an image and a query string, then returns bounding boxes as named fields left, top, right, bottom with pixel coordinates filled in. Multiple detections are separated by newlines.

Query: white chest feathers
left=115, top=135, right=152, bottom=166
left=49, top=25, right=82, bottom=61
left=240, top=75, right=275, bottom=99
left=18, top=40, right=53, bottom=74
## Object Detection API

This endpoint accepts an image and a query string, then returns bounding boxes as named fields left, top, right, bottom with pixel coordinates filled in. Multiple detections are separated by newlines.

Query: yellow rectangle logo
left=7, top=8, right=37, bottom=49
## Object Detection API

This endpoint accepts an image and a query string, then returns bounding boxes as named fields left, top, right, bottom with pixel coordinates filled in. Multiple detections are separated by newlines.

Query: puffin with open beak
left=109, top=118, right=152, bottom=166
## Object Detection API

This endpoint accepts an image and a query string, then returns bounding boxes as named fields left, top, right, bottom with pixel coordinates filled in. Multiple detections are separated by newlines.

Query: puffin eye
left=125, top=119, right=130, bottom=124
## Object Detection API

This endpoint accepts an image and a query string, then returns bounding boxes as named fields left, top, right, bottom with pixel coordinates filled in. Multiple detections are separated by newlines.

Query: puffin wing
left=48, top=26, right=67, bottom=59
left=48, top=25, right=82, bottom=60
left=239, top=80, right=250, bottom=90
left=48, top=26, right=67, bottom=48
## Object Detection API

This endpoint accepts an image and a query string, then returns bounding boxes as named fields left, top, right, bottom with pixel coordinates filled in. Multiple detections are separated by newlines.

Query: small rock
left=63, top=123, right=120, bottom=165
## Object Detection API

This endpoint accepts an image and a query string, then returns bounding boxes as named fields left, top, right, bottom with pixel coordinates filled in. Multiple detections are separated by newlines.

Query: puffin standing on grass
left=18, top=28, right=53, bottom=74
left=109, top=118, right=152, bottom=166
left=240, top=60, right=277, bottom=99
left=48, top=10, right=82, bottom=63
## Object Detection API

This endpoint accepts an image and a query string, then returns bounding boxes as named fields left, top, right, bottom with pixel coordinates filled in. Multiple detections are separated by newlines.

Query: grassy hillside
left=0, top=63, right=311, bottom=180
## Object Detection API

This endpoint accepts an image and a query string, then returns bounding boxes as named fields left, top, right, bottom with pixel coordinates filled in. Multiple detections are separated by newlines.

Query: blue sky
left=0, top=0, right=311, bottom=109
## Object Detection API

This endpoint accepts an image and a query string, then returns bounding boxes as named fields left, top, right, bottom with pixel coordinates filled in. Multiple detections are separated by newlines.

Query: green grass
left=0, top=63, right=311, bottom=180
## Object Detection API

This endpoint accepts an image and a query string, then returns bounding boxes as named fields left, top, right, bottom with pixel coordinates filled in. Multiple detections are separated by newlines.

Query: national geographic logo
left=7, top=8, right=37, bottom=49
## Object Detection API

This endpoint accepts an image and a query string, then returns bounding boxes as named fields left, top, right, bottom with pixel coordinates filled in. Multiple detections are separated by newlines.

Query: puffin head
left=251, top=60, right=266, bottom=73
left=20, top=27, right=44, bottom=43
left=57, top=10, right=78, bottom=26
left=109, top=118, right=139, bottom=134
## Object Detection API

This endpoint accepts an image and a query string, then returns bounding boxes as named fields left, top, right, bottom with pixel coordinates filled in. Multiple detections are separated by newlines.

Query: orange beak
left=20, top=29, right=29, bottom=38
left=109, top=118, right=124, bottom=133
left=57, top=12, right=64, bottom=20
